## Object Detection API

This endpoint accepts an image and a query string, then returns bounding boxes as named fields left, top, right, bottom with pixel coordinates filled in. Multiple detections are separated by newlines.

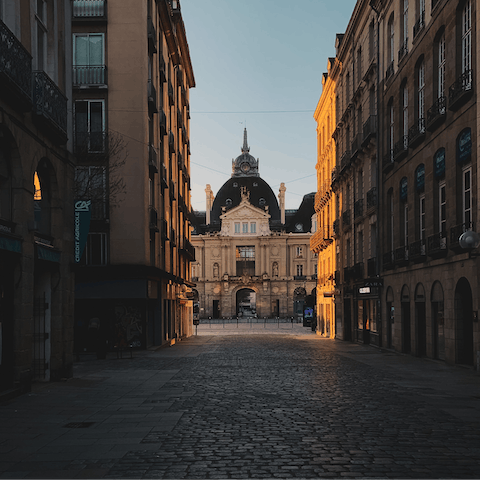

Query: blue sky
left=181, top=0, right=356, bottom=211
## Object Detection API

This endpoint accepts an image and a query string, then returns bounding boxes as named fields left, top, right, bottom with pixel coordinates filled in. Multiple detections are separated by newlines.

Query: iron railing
left=398, top=39, right=408, bottom=63
left=366, top=187, right=377, bottom=210
left=408, top=118, right=426, bottom=148
left=73, top=65, right=107, bottom=86
left=354, top=199, right=364, bottom=219
left=73, top=0, right=106, bottom=18
left=449, top=70, right=473, bottom=108
left=362, top=115, right=377, bottom=145
left=426, top=96, right=446, bottom=130
left=413, top=10, right=425, bottom=39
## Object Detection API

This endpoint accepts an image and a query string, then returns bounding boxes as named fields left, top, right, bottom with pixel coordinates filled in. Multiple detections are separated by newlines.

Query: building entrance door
left=236, top=288, right=256, bottom=317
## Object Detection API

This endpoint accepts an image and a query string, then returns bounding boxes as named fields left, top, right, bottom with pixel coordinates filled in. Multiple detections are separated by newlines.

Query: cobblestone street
left=1, top=329, right=480, bottom=479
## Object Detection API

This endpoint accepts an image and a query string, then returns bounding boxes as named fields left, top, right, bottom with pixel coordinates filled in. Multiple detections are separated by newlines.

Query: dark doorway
left=0, top=265, right=14, bottom=391
left=401, top=302, right=411, bottom=353
left=213, top=299, right=220, bottom=319
left=386, top=286, right=394, bottom=350
left=415, top=283, right=426, bottom=357
left=236, top=288, right=256, bottom=317
left=431, top=281, right=445, bottom=361
left=344, top=298, right=352, bottom=341
left=455, top=277, right=473, bottom=366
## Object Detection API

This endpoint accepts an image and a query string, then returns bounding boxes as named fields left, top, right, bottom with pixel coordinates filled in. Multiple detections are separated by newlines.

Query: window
left=234, top=222, right=240, bottom=234
left=34, top=0, right=48, bottom=72
left=250, top=222, right=256, bottom=233
left=463, top=166, right=472, bottom=227
left=369, top=21, right=375, bottom=61
left=388, top=14, right=395, bottom=64
left=296, top=246, right=303, bottom=258
left=403, top=203, right=409, bottom=246
left=296, top=264, right=304, bottom=277
left=73, top=34, right=105, bottom=85
left=419, top=194, right=426, bottom=240
left=74, top=100, right=105, bottom=152
left=242, top=222, right=248, bottom=233
left=389, top=100, right=395, bottom=155
left=418, top=61, right=425, bottom=122
left=83, top=232, right=108, bottom=265
left=439, top=181, right=446, bottom=235
left=402, top=0, right=409, bottom=44
left=388, top=189, right=394, bottom=252
left=358, top=230, right=364, bottom=263
left=75, top=166, right=107, bottom=220
left=438, top=32, right=446, bottom=98
left=402, top=84, right=408, bottom=144
left=462, top=0, right=472, bottom=79
left=236, top=246, right=255, bottom=276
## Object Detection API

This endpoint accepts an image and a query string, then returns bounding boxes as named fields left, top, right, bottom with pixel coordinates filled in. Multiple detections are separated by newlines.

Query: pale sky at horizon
left=181, top=0, right=356, bottom=211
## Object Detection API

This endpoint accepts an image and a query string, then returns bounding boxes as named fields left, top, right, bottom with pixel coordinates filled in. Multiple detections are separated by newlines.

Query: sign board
left=193, top=318, right=200, bottom=326
left=74, top=200, right=92, bottom=263
left=457, top=128, right=472, bottom=164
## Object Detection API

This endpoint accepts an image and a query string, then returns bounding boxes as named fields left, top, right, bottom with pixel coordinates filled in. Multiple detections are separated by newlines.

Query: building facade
left=191, top=131, right=317, bottom=320
left=0, top=1, right=74, bottom=392
left=73, top=0, right=195, bottom=352
left=312, top=61, right=338, bottom=338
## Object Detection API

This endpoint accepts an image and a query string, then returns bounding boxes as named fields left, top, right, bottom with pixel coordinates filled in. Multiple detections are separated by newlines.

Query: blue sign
left=74, top=200, right=92, bottom=263
left=457, top=128, right=471, bottom=164
left=416, top=164, right=425, bottom=192
left=434, top=148, right=445, bottom=179
left=400, top=177, right=408, bottom=201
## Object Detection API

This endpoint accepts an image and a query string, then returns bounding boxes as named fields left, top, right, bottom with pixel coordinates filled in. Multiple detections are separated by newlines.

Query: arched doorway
left=431, top=281, right=445, bottom=360
left=192, top=289, right=199, bottom=319
left=293, top=287, right=306, bottom=321
left=236, top=288, right=256, bottom=317
left=415, top=283, right=426, bottom=357
left=401, top=285, right=411, bottom=353
left=386, top=287, right=394, bottom=349
left=455, top=277, right=473, bottom=366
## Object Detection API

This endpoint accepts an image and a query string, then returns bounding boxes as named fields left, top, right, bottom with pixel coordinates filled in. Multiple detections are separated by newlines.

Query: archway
left=192, top=289, right=199, bottom=319
left=415, top=283, right=426, bottom=357
left=401, top=285, right=411, bottom=353
left=431, top=281, right=445, bottom=360
left=236, top=288, right=256, bottom=317
left=455, top=277, right=473, bottom=365
left=386, top=286, right=394, bottom=349
left=293, top=287, right=306, bottom=320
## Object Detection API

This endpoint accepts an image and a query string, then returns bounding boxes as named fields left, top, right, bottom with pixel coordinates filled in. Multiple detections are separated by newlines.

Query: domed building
left=191, top=130, right=317, bottom=319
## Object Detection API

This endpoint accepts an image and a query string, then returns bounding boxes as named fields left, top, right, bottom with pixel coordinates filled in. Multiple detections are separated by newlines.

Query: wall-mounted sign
left=400, top=177, right=408, bottom=201
left=457, top=128, right=472, bottom=164
left=415, top=164, right=425, bottom=192
left=74, top=200, right=92, bottom=263
left=434, top=148, right=446, bottom=179
left=359, top=287, right=371, bottom=294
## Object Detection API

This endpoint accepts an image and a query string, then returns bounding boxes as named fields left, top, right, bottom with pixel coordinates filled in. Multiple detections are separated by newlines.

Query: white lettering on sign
left=359, top=287, right=371, bottom=294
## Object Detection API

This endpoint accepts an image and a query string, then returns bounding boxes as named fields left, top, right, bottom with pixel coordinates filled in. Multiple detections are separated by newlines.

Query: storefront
left=355, top=280, right=382, bottom=346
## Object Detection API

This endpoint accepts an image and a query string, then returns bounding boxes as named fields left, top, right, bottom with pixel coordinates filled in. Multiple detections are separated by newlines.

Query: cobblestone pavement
left=1, top=329, right=480, bottom=479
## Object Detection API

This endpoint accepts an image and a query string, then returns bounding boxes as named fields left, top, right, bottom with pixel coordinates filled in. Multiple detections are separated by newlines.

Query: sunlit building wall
left=312, top=61, right=337, bottom=338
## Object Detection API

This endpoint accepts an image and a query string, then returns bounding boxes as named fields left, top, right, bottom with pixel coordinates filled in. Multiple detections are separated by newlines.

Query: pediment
left=220, top=201, right=270, bottom=221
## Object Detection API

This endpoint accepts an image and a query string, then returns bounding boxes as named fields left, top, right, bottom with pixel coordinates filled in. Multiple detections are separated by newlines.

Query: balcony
left=180, top=238, right=195, bottom=261
left=170, top=227, right=176, bottom=246
left=33, top=71, right=68, bottom=144
left=160, top=219, right=168, bottom=240
left=73, top=65, right=107, bottom=87
left=383, top=251, right=394, bottom=270
left=382, top=150, right=394, bottom=173
left=333, top=219, right=340, bottom=238
left=169, top=179, right=175, bottom=200
left=367, top=257, right=376, bottom=277
left=149, top=206, right=159, bottom=232
left=352, top=262, right=364, bottom=281
left=427, top=232, right=447, bottom=259
left=449, top=70, right=473, bottom=110
left=413, top=11, right=425, bottom=39
left=294, top=275, right=307, bottom=281
left=362, top=115, right=377, bottom=146
left=340, top=150, right=352, bottom=172
left=366, top=187, right=377, bottom=210
left=168, top=80, right=174, bottom=105
left=398, top=39, right=408, bottom=64
left=426, top=96, right=446, bottom=131
left=177, top=108, right=184, bottom=129
left=409, top=239, right=426, bottom=262
left=331, top=166, right=339, bottom=184
left=342, top=210, right=351, bottom=229
left=408, top=118, right=425, bottom=149
left=354, top=199, right=364, bottom=220
left=148, top=80, right=157, bottom=114
left=159, top=109, right=167, bottom=136
left=395, top=246, right=408, bottom=266
left=148, top=145, right=158, bottom=173
left=450, top=222, right=473, bottom=252
left=147, top=16, right=157, bottom=53
left=0, top=19, right=32, bottom=112
left=393, top=136, right=408, bottom=162
left=385, top=62, right=394, bottom=82
left=73, top=0, right=107, bottom=19
left=74, top=131, right=105, bottom=154
left=168, top=131, right=175, bottom=153
left=160, top=162, right=168, bottom=189
left=159, top=55, right=166, bottom=83
left=343, top=267, right=352, bottom=283
left=351, top=134, right=363, bottom=159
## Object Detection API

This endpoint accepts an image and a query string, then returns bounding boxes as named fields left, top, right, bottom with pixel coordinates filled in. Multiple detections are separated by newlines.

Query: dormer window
left=259, top=198, right=266, bottom=206
left=225, top=198, right=232, bottom=207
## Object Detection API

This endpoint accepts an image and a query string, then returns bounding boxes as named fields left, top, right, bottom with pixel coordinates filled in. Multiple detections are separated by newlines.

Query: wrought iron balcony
left=385, top=62, right=394, bottom=81
left=331, top=166, right=339, bottom=184
left=427, top=232, right=447, bottom=258
left=148, top=80, right=157, bottom=114
left=168, top=131, right=175, bottom=153
left=366, top=187, right=377, bottom=210
left=342, top=210, right=351, bottom=229
left=409, top=239, right=426, bottom=262
left=73, top=0, right=107, bottom=19
left=450, top=221, right=473, bottom=252
left=340, top=150, right=352, bottom=171
left=354, top=199, right=364, bottom=220
left=398, top=39, right=408, bottom=63
left=408, top=118, right=425, bottom=149
left=159, top=109, right=167, bottom=135
left=393, top=136, right=408, bottom=162
left=177, top=108, right=184, bottom=129
left=0, top=19, right=32, bottom=112
left=149, top=145, right=158, bottom=173
left=333, top=219, right=340, bottom=237
left=74, top=131, right=106, bottom=154
left=170, top=227, right=176, bottom=246
left=383, top=251, right=394, bottom=270
left=426, top=96, right=446, bottom=131
left=362, top=115, right=377, bottom=146
left=413, top=10, right=425, bottom=39
left=367, top=257, right=376, bottom=277
left=33, top=71, right=68, bottom=144
left=159, top=55, right=166, bottom=83
left=395, top=246, right=408, bottom=266
left=351, top=134, right=363, bottom=158
left=160, top=162, right=168, bottom=189
left=449, top=70, right=473, bottom=110
left=149, top=206, right=159, bottom=231
left=73, top=65, right=107, bottom=86
left=168, top=80, right=174, bottom=105
left=160, top=219, right=168, bottom=240
left=180, top=238, right=195, bottom=261
left=382, top=150, right=394, bottom=172
left=147, top=16, right=157, bottom=54
left=169, top=179, right=175, bottom=199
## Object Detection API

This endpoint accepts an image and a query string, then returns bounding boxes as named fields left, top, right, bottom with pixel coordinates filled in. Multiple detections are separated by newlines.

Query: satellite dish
left=459, top=231, right=480, bottom=250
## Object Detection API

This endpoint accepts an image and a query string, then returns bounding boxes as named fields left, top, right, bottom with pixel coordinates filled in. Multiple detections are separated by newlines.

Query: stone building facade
left=191, top=131, right=316, bottom=320
left=0, top=1, right=74, bottom=392
left=73, top=0, right=196, bottom=351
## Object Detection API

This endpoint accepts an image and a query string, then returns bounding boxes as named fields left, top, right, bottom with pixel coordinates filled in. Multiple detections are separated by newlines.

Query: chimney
left=205, top=184, right=214, bottom=225
left=278, top=183, right=286, bottom=224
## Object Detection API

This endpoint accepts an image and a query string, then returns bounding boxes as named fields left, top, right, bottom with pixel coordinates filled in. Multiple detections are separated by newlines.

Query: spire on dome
left=241, top=128, right=250, bottom=153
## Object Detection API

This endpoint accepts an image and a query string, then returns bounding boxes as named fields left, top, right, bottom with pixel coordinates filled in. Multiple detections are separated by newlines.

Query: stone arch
left=455, top=277, right=473, bottom=365
left=431, top=281, right=445, bottom=360
left=415, top=283, right=427, bottom=357
left=401, top=284, right=411, bottom=353
left=34, top=157, right=59, bottom=237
